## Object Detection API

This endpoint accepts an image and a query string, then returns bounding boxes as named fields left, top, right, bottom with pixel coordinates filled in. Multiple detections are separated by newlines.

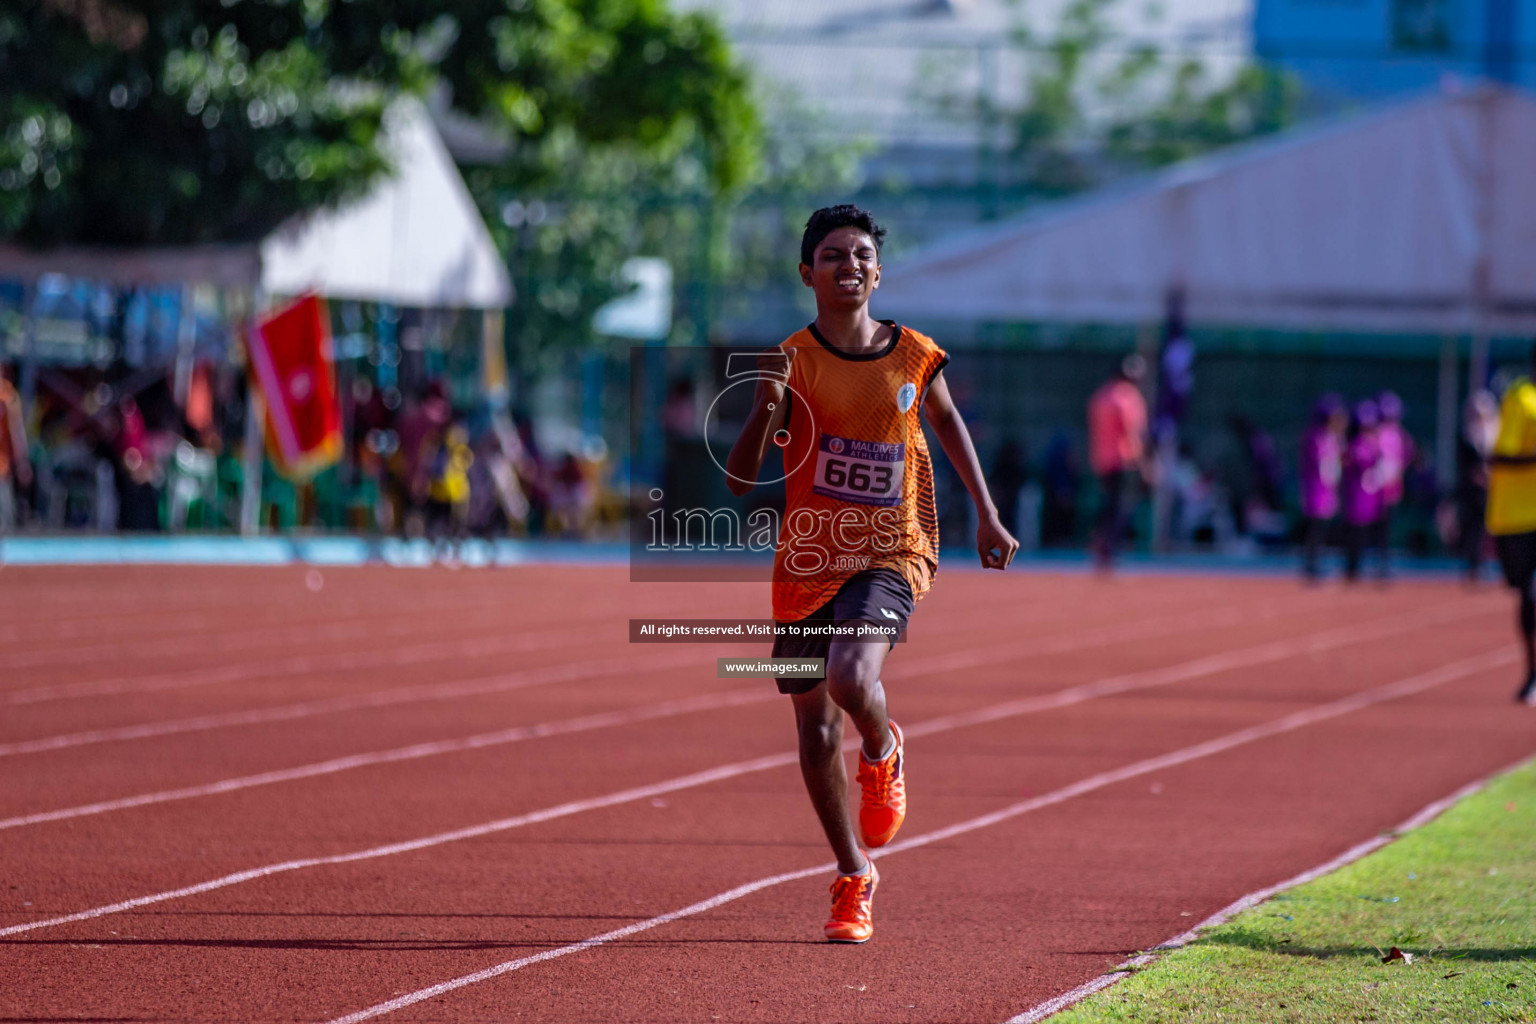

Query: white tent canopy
left=0, top=99, right=511, bottom=311
left=259, top=99, right=511, bottom=309
left=880, top=85, right=1536, bottom=335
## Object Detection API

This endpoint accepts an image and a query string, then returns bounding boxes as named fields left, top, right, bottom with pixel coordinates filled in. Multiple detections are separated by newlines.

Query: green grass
left=1052, top=761, right=1536, bottom=1024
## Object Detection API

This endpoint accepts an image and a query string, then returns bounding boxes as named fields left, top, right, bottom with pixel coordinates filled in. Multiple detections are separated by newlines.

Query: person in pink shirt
left=1299, top=394, right=1347, bottom=581
left=1374, top=391, right=1414, bottom=577
left=1341, top=399, right=1386, bottom=582
left=1087, top=355, right=1149, bottom=570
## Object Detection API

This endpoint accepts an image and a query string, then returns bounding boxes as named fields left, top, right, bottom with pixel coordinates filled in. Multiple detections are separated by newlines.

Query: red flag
left=247, top=294, right=342, bottom=480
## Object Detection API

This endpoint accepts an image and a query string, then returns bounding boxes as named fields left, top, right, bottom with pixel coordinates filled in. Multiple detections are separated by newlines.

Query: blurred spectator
left=113, top=394, right=163, bottom=532
left=1375, top=391, right=1415, bottom=555
left=1150, top=302, right=1195, bottom=551
left=1231, top=414, right=1287, bottom=546
left=1299, top=395, right=1347, bottom=580
left=1487, top=346, right=1536, bottom=705
left=1399, top=448, right=1440, bottom=555
left=467, top=420, right=532, bottom=536
left=1, top=363, right=33, bottom=532
left=393, top=385, right=452, bottom=537
left=1153, top=307, right=1194, bottom=448
left=1341, top=399, right=1386, bottom=582
left=1458, top=389, right=1499, bottom=582
left=1087, top=354, right=1149, bottom=570
left=548, top=451, right=595, bottom=537
left=1040, top=430, right=1079, bottom=547
left=425, top=422, right=474, bottom=552
left=663, top=377, right=699, bottom=438
left=1169, top=443, right=1230, bottom=547
left=512, top=410, right=550, bottom=534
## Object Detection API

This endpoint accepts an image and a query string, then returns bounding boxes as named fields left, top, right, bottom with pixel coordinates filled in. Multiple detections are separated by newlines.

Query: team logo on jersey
left=896, top=382, right=917, bottom=413
left=828, top=437, right=846, bottom=454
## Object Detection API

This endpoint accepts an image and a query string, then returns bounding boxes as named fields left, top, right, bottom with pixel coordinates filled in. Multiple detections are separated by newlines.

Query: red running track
left=0, top=564, right=1530, bottom=1023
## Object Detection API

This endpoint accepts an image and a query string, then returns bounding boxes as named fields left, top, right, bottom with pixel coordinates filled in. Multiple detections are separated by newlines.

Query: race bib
left=812, top=434, right=905, bottom=507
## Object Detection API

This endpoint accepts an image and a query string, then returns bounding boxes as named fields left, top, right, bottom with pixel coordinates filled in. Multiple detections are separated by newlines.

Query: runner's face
left=801, top=227, right=880, bottom=308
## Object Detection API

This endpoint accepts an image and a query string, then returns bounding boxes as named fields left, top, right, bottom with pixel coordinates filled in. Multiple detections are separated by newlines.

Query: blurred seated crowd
left=0, top=361, right=620, bottom=540
left=0, top=356, right=1507, bottom=578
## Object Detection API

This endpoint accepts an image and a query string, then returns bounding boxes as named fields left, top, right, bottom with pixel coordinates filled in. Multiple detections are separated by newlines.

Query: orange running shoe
left=824, top=860, right=880, bottom=943
left=856, top=720, right=906, bottom=848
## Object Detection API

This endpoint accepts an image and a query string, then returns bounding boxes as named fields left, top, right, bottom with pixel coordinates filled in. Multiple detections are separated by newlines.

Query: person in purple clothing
left=1375, top=391, right=1415, bottom=577
left=1341, top=399, right=1387, bottom=582
left=1299, top=395, right=1347, bottom=580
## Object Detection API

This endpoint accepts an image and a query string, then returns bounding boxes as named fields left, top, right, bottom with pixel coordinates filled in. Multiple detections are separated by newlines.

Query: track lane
left=0, top=592, right=1316, bottom=822
left=3, top=641, right=1525, bottom=1024
left=0, top=569, right=1524, bottom=1024
left=0, top=603, right=1503, bottom=939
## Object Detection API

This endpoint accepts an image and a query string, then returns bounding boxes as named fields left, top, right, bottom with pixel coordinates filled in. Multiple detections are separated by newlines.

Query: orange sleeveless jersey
left=771, top=322, right=949, bottom=621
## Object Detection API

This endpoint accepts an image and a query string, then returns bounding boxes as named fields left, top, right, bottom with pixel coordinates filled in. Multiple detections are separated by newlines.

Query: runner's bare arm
left=923, top=371, right=1020, bottom=570
left=724, top=348, right=793, bottom=495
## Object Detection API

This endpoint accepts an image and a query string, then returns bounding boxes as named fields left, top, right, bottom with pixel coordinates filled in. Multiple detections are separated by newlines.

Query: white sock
left=864, top=715, right=895, bottom=761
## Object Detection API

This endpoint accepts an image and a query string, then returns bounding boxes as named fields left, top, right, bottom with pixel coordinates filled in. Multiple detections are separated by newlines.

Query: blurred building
left=671, top=0, right=1253, bottom=189
left=1256, top=0, right=1535, bottom=98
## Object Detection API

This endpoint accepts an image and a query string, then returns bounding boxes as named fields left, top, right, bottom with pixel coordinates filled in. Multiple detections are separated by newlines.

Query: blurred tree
left=483, top=88, right=864, bottom=367
left=0, top=0, right=760, bottom=250
left=919, top=0, right=1303, bottom=200
left=1102, top=62, right=1303, bottom=169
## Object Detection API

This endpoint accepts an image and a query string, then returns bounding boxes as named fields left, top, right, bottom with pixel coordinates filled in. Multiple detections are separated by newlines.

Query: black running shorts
left=1496, top=530, right=1536, bottom=591
left=770, top=568, right=915, bottom=695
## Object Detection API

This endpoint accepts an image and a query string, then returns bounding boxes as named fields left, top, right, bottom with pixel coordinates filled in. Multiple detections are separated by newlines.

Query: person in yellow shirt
left=426, top=423, right=474, bottom=550
left=1487, top=353, right=1536, bottom=706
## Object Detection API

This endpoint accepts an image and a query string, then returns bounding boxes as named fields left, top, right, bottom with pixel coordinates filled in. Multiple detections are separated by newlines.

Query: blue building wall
left=1255, top=0, right=1536, bottom=97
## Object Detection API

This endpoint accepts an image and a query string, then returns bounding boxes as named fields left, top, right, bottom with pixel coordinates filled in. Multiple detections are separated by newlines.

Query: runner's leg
left=790, top=684, right=867, bottom=875
left=824, top=636, right=894, bottom=761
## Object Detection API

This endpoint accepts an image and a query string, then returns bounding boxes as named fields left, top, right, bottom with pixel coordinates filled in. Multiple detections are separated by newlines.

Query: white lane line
left=0, top=600, right=1455, bottom=825
left=0, top=596, right=1474, bottom=759
left=0, top=650, right=708, bottom=758
left=892, top=602, right=1268, bottom=678
left=319, top=647, right=1517, bottom=1024
left=0, top=606, right=540, bottom=672
left=0, top=689, right=778, bottom=831
left=0, top=581, right=541, bottom=647
left=0, top=587, right=1195, bottom=706
left=0, top=751, right=806, bottom=939
left=0, top=614, right=1499, bottom=936
left=0, top=605, right=1235, bottom=828
left=1, top=625, right=599, bottom=707
left=0, top=596, right=1254, bottom=754
left=902, top=599, right=1483, bottom=736
left=1005, top=752, right=1536, bottom=1024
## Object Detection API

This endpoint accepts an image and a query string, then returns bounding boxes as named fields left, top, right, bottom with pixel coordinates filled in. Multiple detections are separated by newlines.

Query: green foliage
left=0, top=1, right=392, bottom=246
left=0, top=0, right=762, bottom=251
left=917, top=0, right=1306, bottom=198
left=477, top=79, right=863, bottom=368
left=1104, top=62, right=1303, bottom=169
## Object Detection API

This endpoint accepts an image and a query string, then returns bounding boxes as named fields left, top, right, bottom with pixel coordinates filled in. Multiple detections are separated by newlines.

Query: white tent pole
left=240, top=383, right=264, bottom=536
left=1467, top=87, right=1496, bottom=396
left=239, top=289, right=266, bottom=536
left=173, top=284, right=197, bottom=408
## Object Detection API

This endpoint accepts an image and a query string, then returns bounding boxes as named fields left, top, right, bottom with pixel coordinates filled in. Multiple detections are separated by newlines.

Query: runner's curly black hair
left=800, top=205, right=886, bottom=267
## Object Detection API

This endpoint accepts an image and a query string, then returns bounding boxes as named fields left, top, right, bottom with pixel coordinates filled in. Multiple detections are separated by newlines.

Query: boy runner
left=726, top=205, right=1019, bottom=942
